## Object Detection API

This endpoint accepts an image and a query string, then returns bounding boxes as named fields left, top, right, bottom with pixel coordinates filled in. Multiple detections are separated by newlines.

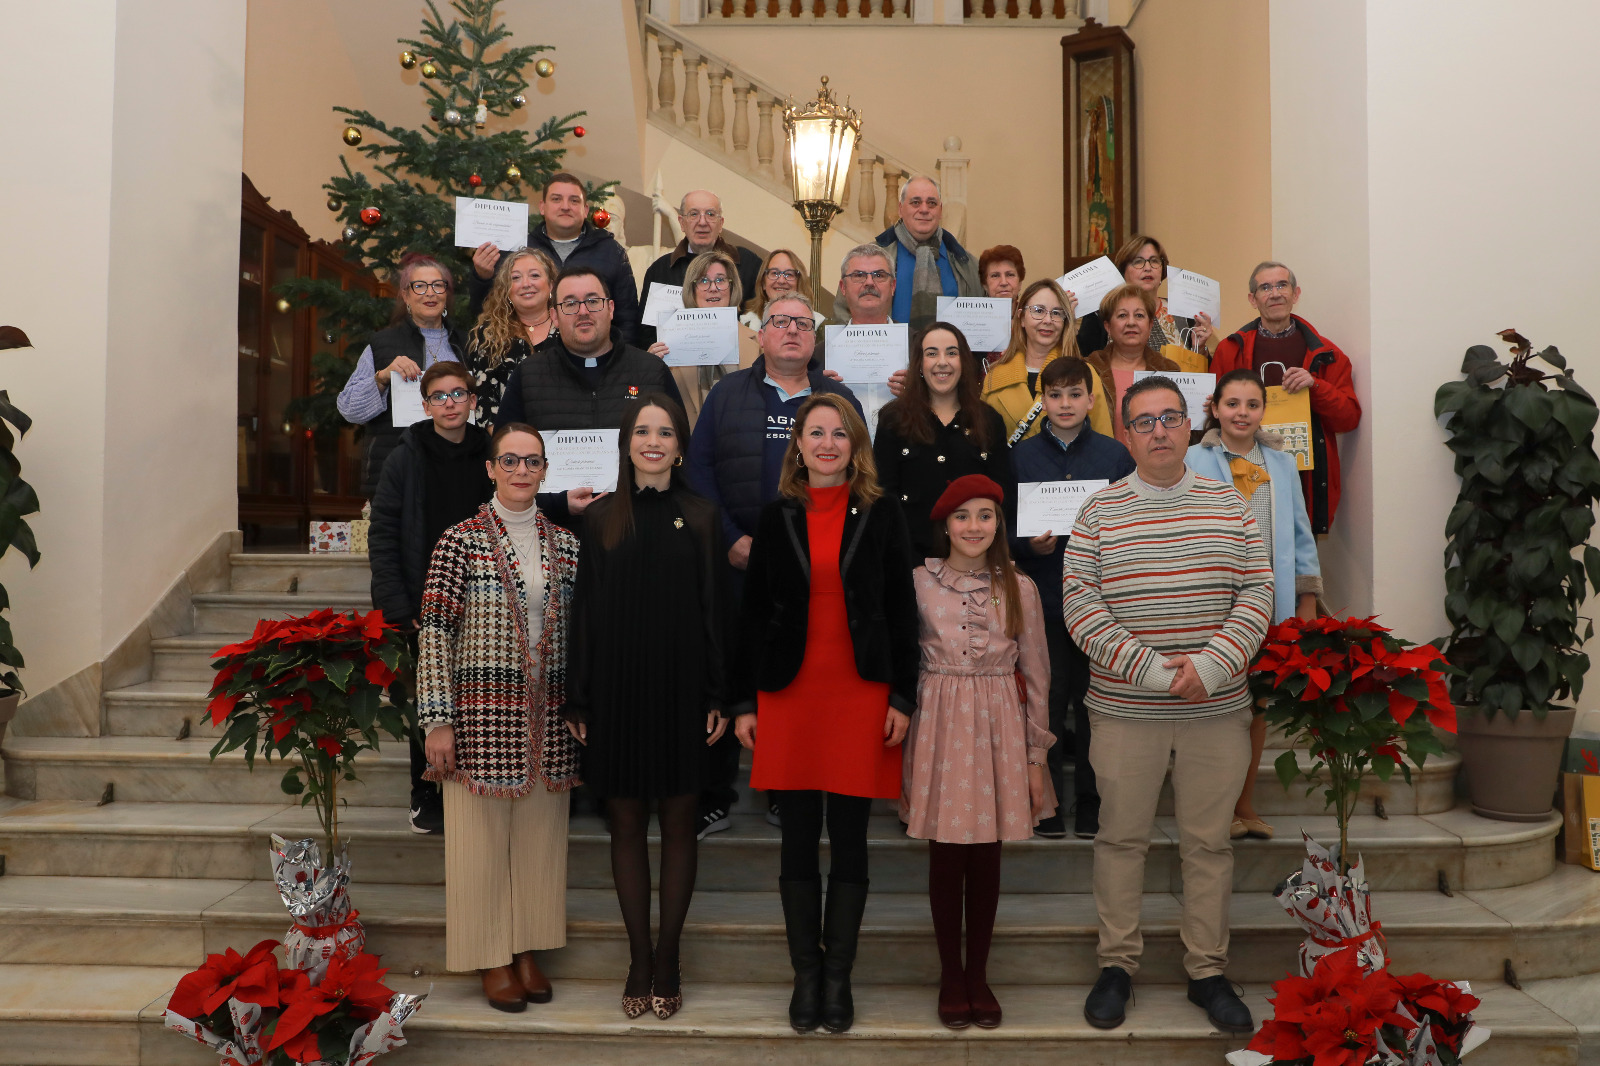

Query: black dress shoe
left=1073, top=800, right=1100, bottom=840
left=1187, top=975, right=1254, bottom=1034
left=1084, top=966, right=1131, bottom=1029
left=1034, top=813, right=1068, bottom=839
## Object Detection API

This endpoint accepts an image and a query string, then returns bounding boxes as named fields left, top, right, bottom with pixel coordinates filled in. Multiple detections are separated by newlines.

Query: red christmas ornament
left=468, top=174, right=482, bottom=188
left=573, top=125, right=586, bottom=138
left=359, top=207, right=382, bottom=226
left=591, top=208, right=611, bottom=229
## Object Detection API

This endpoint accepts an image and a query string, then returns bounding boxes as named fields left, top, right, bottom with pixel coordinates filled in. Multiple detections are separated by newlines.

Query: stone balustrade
left=682, top=0, right=1081, bottom=22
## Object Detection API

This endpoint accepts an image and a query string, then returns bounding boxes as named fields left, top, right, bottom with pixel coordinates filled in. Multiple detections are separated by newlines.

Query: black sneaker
left=1034, top=813, right=1068, bottom=839
left=696, top=805, right=732, bottom=840
left=1084, top=966, right=1132, bottom=1029
left=766, top=801, right=782, bottom=828
left=408, top=800, right=443, bottom=835
left=1073, top=800, right=1100, bottom=840
left=1187, top=975, right=1253, bottom=1034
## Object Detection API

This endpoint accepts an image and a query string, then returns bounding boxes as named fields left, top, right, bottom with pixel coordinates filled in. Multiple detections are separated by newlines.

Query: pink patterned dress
left=901, top=560, right=1056, bottom=843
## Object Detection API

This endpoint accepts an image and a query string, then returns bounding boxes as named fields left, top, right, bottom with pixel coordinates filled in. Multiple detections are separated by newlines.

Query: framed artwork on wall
left=1061, top=19, right=1138, bottom=272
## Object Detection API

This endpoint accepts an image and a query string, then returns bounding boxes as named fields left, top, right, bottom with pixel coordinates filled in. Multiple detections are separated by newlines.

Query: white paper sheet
left=1166, top=267, right=1222, bottom=326
left=453, top=196, right=529, bottom=251
left=1132, top=370, right=1215, bottom=422
left=388, top=375, right=428, bottom=427
left=824, top=322, right=910, bottom=384
left=1016, top=480, right=1109, bottom=537
left=935, top=296, right=1013, bottom=352
left=640, top=283, right=685, bottom=329
left=542, top=429, right=620, bottom=494
left=658, top=307, right=740, bottom=366
left=1056, top=256, right=1127, bottom=319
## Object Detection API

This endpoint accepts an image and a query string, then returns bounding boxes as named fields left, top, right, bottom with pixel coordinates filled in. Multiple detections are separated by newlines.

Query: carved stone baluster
left=755, top=98, right=777, bottom=178
left=705, top=67, right=728, bottom=150
left=731, top=82, right=753, bottom=167
left=654, top=37, right=679, bottom=121
left=882, top=166, right=903, bottom=229
left=856, top=154, right=877, bottom=224
left=643, top=28, right=657, bottom=112
left=681, top=54, right=704, bottom=138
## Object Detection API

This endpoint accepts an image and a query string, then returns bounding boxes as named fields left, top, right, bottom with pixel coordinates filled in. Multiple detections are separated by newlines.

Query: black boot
left=779, top=877, right=824, bottom=1032
left=820, top=878, right=869, bottom=1033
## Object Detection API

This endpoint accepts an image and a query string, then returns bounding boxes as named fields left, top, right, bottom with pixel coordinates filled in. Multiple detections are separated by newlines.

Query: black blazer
left=729, top=493, right=919, bottom=718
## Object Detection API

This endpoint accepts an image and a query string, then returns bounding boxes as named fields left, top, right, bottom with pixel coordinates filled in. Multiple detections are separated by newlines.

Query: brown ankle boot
left=513, top=950, right=553, bottom=1004
left=481, top=965, right=527, bottom=1013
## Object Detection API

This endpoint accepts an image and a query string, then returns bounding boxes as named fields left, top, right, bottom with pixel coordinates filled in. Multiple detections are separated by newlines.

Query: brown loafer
left=513, top=950, right=553, bottom=1004
left=481, top=965, right=527, bottom=1012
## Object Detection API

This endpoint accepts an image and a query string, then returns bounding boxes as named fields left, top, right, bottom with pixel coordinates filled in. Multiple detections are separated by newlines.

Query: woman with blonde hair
left=740, top=249, right=826, bottom=331
left=731, top=393, right=920, bottom=1035
left=466, top=248, right=558, bottom=431
left=981, top=278, right=1112, bottom=444
left=647, top=249, right=759, bottom=425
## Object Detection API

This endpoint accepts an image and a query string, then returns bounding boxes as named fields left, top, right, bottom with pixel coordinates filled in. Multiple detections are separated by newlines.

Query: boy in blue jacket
left=1009, top=358, right=1135, bottom=838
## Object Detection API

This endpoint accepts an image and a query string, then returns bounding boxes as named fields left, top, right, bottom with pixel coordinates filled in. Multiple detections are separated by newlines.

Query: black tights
left=607, top=793, right=698, bottom=997
left=772, top=789, right=873, bottom=884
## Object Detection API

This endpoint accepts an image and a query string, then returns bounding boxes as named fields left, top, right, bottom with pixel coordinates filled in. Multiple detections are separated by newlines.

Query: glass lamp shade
left=783, top=78, right=861, bottom=207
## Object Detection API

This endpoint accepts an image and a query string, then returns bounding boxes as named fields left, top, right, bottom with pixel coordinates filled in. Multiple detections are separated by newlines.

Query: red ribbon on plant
left=291, top=908, right=361, bottom=941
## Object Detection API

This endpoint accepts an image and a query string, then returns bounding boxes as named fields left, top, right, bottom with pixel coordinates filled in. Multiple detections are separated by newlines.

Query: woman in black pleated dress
left=561, top=393, right=727, bottom=1022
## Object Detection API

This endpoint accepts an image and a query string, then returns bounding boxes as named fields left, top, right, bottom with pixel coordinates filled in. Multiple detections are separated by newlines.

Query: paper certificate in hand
left=936, top=296, right=1013, bottom=352
left=1133, top=370, right=1215, bottom=423
left=453, top=196, right=529, bottom=251
left=1056, top=256, right=1126, bottom=320
left=542, top=429, right=620, bottom=494
left=825, top=323, right=910, bottom=384
left=388, top=375, right=428, bottom=428
left=640, top=283, right=684, bottom=328
left=1016, top=480, right=1109, bottom=537
left=658, top=307, right=739, bottom=366
left=1166, top=267, right=1222, bottom=326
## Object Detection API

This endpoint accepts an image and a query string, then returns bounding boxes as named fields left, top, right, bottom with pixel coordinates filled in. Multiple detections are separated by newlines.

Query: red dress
left=750, top=483, right=901, bottom=799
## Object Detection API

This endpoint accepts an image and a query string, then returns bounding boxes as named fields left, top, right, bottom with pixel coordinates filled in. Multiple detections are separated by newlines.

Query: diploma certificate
left=1016, top=480, right=1110, bottom=537
left=388, top=375, right=427, bottom=428
left=824, top=323, right=909, bottom=384
left=1056, top=256, right=1127, bottom=320
left=658, top=307, right=740, bottom=366
left=936, top=296, right=1013, bottom=352
left=542, top=429, right=620, bottom=494
left=1132, top=370, right=1215, bottom=423
left=453, top=196, right=529, bottom=251
left=640, top=283, right=684, bottom=328
left=1166, top=267, right=1222, bottom=326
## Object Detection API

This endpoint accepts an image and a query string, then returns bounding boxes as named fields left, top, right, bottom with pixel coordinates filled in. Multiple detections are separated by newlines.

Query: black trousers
left=1043, top=615, right=1097, bottom=809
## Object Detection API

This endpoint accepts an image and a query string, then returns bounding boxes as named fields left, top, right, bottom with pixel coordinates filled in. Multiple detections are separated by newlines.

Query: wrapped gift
left=309, top=521, right=353, bottom=553
left=1561, top=773, right=1600, bottom=871
left=349, top=519, right=371, bottom=554
left=1562, top=732, right=1600, bottom=775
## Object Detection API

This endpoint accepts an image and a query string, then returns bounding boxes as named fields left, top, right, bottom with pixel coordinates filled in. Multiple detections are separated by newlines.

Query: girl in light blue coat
left=1187, top=368, right=1322, bottom=841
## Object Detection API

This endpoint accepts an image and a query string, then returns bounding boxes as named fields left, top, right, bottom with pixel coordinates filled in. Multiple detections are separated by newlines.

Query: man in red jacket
left=1210, top=262, right=1361, bottom=534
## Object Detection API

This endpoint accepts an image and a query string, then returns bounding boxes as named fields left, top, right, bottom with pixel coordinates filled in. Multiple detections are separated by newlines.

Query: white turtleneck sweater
left=492, top=495, right=544, bottom=644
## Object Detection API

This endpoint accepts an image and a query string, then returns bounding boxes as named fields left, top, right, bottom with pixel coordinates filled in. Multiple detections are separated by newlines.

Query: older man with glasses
left=1061, top=376, right=1273, bottom=1036
left=872, top=175, right=980, bottom=331
left=637, top=189, right=764, bottom=349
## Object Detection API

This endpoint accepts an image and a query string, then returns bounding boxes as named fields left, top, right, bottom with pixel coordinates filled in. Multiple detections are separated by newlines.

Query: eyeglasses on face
left=693, top=276, right=729, bottom=289
left=1254, top=280, right=1293, bottom=294
left=843, top=270, right=890, bottom=284
left=764, top=268, right=799, bottom=282
left=494, top=453, right=547, bottom=471
left=425, top=388, right=471, bottom=406
left=1126, top=412, right=1189, bottom=434
left=762, top=314, right=815, bottom=332
left=1025, top=304, right=1066, bottom=322
left=556, top=296, right=610, bottom=315
left=681, top=209, right=722, bottom=222
left=409, top=280, right=449, bottom=295
left=1127, top=256, right=1164, bottom=270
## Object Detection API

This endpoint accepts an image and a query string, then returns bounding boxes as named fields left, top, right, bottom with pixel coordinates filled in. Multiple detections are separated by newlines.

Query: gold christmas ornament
left=275, top=298, right=292, bottom=314
left=506, top=163, right=522, bottom=181
left=326, top=197, right=340, bottom=212
left=342, top=126, right=363, bottom=146
left=534, top=58, right=554, bottom=78
left=419, top=60, right=439, bottom=79
left=399, top=50, right=417, bottom=69
left=442, top=108, right=461, bottom=127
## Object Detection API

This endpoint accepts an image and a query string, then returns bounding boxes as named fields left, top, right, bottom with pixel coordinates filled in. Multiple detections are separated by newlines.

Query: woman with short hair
left=1074, top=234, right=1213, bottom=367
left=1084, top=283, right=1183, bottom=444
left=648, top=249, right=759, bottom=425
left=465, top=248, right=558, bottom=432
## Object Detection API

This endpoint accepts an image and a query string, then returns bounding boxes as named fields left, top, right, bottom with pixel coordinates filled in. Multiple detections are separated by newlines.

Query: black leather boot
left=820, top=878, right=869, bottom=1033
left=779, top=877, right=824, bottom=1032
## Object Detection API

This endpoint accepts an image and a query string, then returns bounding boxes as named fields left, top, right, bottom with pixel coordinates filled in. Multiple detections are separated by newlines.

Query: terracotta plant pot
left=0, top=691, right=17, bottom=749
left=1456, top=705, right=1576, bottom=822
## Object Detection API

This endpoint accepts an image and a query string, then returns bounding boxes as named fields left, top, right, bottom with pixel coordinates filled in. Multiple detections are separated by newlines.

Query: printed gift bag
left=350, top=519, right=371, bottom=554
left=309, top=521, right=353, bottom=553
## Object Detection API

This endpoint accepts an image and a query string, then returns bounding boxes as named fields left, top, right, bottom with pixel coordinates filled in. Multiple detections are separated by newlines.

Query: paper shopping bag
left=1262, top=385, right=1314, bottom=471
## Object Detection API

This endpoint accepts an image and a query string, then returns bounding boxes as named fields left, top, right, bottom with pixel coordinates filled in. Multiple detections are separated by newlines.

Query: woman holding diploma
left=465, top=248, right=558, bottom=431
left=1083, top=284, right=1184, bottom=445
left=417, top=422, right=581, bottom=1013
left=1186, top=369, right=1322, bottom=841
left=562, top=395, right=727, bottom=1020
left=904, top=474, right=1053, bottom=1029
left=732, top=394, right=919, bottom=1035
left=981, top=279, right=1113, bottom=444
left=647, top=250, right=758, bottom=425
left=1074, top=235, right=1213, bottom=367
left=874, top=323, right=1015, bottom=558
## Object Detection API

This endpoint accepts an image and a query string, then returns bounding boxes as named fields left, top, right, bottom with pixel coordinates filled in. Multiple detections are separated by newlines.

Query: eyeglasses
left=425, top=388, right=471, bottom=406
left=843, top=270, right=890, bottom=284
left=1025, top=304, right=1066, bottom=322
left=762, top=314, right=816, bottom=332
left=681, top=209, right=722, bottom=221
left=764, top=268, right=799, bottom=282
left=556, top=296, right=610, bottom=315
left=1127, top=256, right=1163, bottom=270
left=409, top=280, right=449, bottom=295
left=693, top=276, right=729, bottom=290
left=1254, top=280, right=1293, bottom=294
left=494, top=454, right=547, bottom=471
left=1125, top=412, right=1189, bottom=434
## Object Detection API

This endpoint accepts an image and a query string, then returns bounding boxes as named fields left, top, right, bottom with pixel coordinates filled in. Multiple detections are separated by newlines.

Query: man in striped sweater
left=1062, top=376, right=1273, bottom=1035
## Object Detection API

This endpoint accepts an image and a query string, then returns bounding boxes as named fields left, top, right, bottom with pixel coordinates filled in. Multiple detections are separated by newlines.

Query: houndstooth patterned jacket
left=417, top=503, right=582, bottom=797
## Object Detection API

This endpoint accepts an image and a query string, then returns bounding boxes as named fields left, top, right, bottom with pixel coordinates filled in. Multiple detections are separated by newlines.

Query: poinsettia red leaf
left=316, top=735, right=342, bottom=758
left=207, top=692, right=241, bottom=727
left=364, top=659, right=396, bottom=687
left=1388, top=690, right=1418, bottom=724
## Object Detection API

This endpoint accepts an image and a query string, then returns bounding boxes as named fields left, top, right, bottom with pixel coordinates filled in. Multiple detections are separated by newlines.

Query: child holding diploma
left=1009, top=358, right=1134, bottom=839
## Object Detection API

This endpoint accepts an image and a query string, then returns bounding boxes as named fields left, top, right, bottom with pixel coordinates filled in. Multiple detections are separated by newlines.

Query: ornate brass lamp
left=783, top=76, right=861, bottom=296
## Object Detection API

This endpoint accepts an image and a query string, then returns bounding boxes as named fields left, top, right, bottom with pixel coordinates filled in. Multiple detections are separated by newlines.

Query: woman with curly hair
left=466, top=248, right=558, bottom=431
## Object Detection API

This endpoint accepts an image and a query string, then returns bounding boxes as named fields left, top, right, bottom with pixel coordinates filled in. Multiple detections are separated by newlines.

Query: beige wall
left=1128, top=0, right=1271, bottom=332
left=0, top=0, right=245, bottom=695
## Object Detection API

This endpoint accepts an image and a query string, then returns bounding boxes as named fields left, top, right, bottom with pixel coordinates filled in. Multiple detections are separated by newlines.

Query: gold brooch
left=673, top=518, right=684, bottom=529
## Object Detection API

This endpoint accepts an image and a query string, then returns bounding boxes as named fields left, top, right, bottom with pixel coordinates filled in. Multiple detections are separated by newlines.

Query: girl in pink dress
left=902, top=474, right=1055, bottom=1031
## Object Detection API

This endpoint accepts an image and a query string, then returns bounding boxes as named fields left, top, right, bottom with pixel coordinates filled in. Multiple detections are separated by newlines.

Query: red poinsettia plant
left=1251, top=616, right=1457, bottom=871
left=208, top=609, right=411, bottom=854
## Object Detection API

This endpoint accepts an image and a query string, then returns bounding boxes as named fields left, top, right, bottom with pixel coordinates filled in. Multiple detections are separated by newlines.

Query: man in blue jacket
left=685, top=293, right=863, bottom=838
left=1009, top=357, right=1134, bottom=839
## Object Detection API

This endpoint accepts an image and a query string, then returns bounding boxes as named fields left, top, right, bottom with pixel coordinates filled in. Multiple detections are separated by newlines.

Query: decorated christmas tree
left=281, top=0, right=615, bottom=437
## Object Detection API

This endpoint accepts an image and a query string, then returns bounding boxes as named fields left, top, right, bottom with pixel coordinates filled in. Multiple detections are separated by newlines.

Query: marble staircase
left=1, top=552, right=1596, bottom=1065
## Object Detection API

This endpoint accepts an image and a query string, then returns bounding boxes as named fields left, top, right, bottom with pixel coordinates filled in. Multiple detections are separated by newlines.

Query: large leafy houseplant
left=0, top=326, right=41, bottom=705
left=1434, top=330, right=1600, bottom=718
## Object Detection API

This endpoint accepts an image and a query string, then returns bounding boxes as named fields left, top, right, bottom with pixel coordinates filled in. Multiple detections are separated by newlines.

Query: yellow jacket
left=981, top=348, right=1113, bottom=444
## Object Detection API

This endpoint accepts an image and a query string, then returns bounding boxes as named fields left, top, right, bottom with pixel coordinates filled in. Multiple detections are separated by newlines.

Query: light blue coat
left=1186, top=430, right=1322, bottom=623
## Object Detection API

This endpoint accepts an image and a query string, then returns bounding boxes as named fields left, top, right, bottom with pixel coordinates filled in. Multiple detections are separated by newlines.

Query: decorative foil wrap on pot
left=1276, top=833, right=1386, bottom=977
left=164, top=998, right=268, bottom=1066
left=342, top=989, right=431, bottom=1066
left=270, top=834, right=364, bottom=982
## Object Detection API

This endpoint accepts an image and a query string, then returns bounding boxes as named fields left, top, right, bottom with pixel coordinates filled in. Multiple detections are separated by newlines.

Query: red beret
left=929, top=474, right=1006, bottom=523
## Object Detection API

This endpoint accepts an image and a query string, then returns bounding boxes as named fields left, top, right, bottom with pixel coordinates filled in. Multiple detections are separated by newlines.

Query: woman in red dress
left=731, top=393, right=920, bottom=1035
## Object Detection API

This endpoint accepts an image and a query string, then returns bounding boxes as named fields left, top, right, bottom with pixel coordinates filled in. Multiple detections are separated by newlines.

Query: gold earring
left=796, top=452, right=805, bottom=467
left=674, top=455, right=685, bottom=467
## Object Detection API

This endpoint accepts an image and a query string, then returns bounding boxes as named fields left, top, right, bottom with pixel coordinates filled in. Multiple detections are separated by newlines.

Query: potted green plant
left=0, top=326, right=40, bottom=748
left=1435, top=330, right=1600, bottom=820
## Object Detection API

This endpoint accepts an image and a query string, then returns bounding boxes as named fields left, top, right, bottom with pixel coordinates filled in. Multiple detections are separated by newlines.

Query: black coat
left=493, top=328, right=683, bottom=432
left=872, top=402, right=1017, bottom=560
left=467, top=220, right=642, bottom=345
left=729, top=494, right=920, bottom=718
left=637, top=238, right=763, bottom=349
left=360, top=319, right=468, bottom=497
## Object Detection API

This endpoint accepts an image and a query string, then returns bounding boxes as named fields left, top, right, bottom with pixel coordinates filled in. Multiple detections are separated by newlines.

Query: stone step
left=101, top=680, right=399, bottom=739
left=1, top=966, right=1591, bottom=1066
left=191, top=591, right=373, bottom=633
left=149, top=635, right=237, bottom=684
left=0, top=737, right=408, bottom=806
left=228, top=552, right=371, bottom=594
left=0, top=800, right=1561, bottom=894
left=1, top=867, right=1595, bottom=983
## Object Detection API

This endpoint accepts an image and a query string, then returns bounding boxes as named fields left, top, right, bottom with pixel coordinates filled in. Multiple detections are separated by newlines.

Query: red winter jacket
left=1211, top=315, right=1360, bottom=533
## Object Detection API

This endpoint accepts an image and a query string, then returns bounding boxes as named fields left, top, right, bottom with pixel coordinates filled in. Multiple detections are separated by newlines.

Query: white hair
left=1248, top=260, right=1298, bottom=292
left=677, top=189, right=721, bottom=216
left=899, top=174, right=941, bottom=203
left=840, top=243, right=894, bottom=278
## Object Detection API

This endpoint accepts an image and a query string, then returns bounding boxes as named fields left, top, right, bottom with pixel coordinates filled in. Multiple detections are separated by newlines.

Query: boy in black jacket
left=368, top=360, right=493, bottom=834
left=1009, top=357, right=1135, bottom=839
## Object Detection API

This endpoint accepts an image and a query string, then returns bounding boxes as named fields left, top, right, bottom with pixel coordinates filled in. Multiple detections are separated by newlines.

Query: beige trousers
left=442, top=779, right=570, bottom=972
left=1088, top=706, right=1252, bottom=979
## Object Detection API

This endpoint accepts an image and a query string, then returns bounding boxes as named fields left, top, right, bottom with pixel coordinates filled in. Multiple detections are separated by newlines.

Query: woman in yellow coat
left=980, top=279, right=1113, bottom=446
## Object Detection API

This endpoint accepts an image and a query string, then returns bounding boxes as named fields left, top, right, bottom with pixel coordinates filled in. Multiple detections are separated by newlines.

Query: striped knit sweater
left=1061, top=468, right=1273, bottom=720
